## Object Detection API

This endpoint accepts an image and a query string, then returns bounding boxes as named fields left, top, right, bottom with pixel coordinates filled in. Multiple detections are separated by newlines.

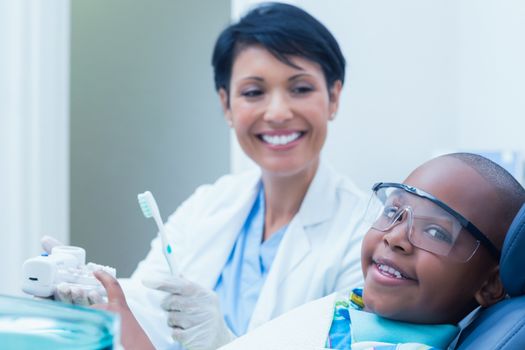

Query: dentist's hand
left=41, top=235, right=63, bottom=254
left=92, top=270, right=155, bottom=350
left=143, top=276, right=236, bottom=350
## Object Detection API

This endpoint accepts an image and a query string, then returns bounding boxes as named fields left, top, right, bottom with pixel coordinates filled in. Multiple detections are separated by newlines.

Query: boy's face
left=361, top=156, right=502, bottom=324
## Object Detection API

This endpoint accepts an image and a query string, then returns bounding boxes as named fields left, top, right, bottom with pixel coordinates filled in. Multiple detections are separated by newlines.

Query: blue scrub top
left=214, top=184, right=287, bottom=336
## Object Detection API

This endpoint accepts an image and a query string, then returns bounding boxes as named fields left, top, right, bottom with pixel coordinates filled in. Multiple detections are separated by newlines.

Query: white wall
left=231, top=0, right=525, bottom=190
left=457, top=0, right=525, bottom=154
left=0, top=0, right=69, bottom=296
left=70, top=0, right=231, bottom=277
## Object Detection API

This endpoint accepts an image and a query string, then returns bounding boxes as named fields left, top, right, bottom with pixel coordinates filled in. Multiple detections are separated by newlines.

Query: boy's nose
left=383, top=211, right=414, bottom=254
left=263, top=91, right=293, bottom=123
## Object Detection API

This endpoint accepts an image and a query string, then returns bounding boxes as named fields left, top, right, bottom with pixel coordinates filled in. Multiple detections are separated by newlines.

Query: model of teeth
left=262, top=132, right=301, bottom=146
left=378, top=263, right=403, bottom=279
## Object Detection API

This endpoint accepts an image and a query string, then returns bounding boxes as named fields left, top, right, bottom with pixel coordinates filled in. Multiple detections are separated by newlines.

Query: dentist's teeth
left=262, top=132, right=300, bottom=146
left=378, top=263, right=403, bottom=279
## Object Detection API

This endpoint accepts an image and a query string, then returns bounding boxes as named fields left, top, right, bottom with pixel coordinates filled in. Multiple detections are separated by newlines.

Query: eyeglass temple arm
left=465, top=222, right=501, bottom=260
left=372, top=182, right=501, bottom=261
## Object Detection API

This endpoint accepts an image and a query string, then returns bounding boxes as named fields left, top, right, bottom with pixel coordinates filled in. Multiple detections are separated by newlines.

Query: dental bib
left=348, top=308, right=459, bottom=349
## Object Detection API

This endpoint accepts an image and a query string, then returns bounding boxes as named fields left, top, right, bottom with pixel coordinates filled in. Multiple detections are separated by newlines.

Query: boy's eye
left=382, top=206, right=399, bottom=220
left=424, top=226, right=453, bottom=244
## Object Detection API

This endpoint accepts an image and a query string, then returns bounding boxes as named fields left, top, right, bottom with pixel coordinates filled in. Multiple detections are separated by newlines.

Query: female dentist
left=45, top=3, right=369, bottom=350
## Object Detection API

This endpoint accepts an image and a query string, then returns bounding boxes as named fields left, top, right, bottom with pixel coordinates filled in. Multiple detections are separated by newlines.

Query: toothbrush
left=137, top=191, right=178, bottom=276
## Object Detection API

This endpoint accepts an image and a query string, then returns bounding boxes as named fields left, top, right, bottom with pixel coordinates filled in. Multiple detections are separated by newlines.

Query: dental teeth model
left=22, top=245, right=116, bottom=298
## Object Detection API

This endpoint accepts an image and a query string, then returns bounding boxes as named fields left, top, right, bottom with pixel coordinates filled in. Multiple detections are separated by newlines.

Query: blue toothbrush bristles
left=138, top=196, right=153, bottom=218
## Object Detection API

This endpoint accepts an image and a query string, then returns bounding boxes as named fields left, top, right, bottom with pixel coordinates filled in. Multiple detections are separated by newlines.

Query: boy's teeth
left=262, top=132, right=300, bottom=146
left=378, top=263, right=403, bottom=279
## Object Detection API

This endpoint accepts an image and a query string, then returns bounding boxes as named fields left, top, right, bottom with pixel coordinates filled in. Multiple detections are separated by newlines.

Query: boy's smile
left=372, top=258, right=417, bottom=284
left=361, top=156, right=502, bottom=324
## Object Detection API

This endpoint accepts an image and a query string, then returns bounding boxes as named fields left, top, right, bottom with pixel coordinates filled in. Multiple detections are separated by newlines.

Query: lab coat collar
left=296, top=160, right=339, bottom=226
left=183, top=171, right=262, bottom=290
left=248, top=161, right=339, bottom=329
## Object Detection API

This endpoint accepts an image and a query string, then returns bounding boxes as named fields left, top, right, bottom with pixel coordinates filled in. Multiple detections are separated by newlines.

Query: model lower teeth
left=262, top=132, right=300, bottom=145
left=378, top=264, right=403, bottom=279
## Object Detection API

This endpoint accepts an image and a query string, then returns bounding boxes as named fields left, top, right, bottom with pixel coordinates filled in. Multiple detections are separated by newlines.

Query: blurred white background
left=232, top=0, right=525, bottom=189
left=1, top=0, right=524, bottom=295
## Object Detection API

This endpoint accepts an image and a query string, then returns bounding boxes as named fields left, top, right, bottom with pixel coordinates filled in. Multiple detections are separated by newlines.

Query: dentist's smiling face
left=361, top=156, right=499, bottom=324
left=220, top=45, right=341, bottom=178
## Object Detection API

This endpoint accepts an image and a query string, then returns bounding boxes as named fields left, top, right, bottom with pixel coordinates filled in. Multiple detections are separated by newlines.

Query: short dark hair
left=211, top=2, right=346, bottom=93
left=448, top=152, right=525, bottom=232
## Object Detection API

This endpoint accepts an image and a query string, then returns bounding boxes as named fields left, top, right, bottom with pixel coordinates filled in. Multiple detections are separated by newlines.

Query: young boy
left=219, top=152, right=525, bottom=350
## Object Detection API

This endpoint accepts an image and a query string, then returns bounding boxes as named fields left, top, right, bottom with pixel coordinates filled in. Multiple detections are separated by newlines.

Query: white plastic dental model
left=22, top=245, right=116, bottom=298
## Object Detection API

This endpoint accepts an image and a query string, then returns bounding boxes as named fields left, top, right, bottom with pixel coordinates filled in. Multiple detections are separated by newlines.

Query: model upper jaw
left=258, top=131, right=305, bottom=146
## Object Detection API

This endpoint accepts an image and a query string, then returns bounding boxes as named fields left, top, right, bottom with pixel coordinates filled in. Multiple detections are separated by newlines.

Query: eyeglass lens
left=367, top=188, right=480, bottom=262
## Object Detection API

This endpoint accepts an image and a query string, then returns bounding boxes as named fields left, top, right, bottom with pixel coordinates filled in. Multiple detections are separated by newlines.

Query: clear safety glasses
left=364, top=182, right=501, bottom=262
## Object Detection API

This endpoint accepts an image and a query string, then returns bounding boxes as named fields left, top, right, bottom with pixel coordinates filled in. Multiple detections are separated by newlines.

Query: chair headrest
left=500, top=203, right=525, bottom=297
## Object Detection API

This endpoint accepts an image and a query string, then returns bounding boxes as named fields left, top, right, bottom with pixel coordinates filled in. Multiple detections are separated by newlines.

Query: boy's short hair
left=211, top=2, right=346, bottom=93
left=449, top=152, right=525, bottom=231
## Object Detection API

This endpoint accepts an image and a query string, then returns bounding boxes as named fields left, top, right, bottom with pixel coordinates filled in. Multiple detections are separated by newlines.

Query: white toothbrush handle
left=154, top=215, right=178, bottom=276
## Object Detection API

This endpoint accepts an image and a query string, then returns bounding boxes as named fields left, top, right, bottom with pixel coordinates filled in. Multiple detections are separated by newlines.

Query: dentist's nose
left=263, top=91, right=293, bottom=123
left=383, top=209, right=414, bottom=255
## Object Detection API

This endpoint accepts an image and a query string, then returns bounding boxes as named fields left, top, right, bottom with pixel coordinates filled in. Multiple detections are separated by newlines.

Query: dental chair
left=455, top=203, right=525, bottom=349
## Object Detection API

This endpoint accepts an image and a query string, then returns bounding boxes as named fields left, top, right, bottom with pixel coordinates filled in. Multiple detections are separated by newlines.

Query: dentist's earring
left=226, top=119, right=233, bottom=127
left=329, top=113, right=336, bottom=121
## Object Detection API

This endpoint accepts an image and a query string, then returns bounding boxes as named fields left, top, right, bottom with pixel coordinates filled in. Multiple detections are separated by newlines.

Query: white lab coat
left=219, top=293, right=460, bottom=350
left=120, top=161, right=368, bottom=349
left=219, top=293, right=337, bottom=350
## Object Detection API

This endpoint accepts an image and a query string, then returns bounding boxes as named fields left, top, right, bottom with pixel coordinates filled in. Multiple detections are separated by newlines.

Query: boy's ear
left=474, top=265, right=506, bottom=307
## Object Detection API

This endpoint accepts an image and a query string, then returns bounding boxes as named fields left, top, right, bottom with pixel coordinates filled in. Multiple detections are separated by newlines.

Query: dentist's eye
left=291, top=85, right=314, bottom=95
left=241, top=89, right=263, bottom=98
